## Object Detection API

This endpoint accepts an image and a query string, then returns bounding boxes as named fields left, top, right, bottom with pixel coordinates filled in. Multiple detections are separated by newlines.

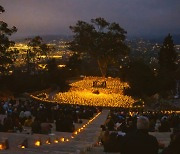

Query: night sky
left=1, top=0, right=180, bottom=38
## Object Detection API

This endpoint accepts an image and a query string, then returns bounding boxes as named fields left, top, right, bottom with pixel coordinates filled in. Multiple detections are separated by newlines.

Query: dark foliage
left=0, top=5, right=18, bottom=75
left=124, top=59, right=158, bottom=97
left=159, top=34, right=177, bottom=72
left=66, top=53, right=82, bottom=76
left=157, top=34, right=178, bottom=96
left=69, top=17, right=129, bottom=77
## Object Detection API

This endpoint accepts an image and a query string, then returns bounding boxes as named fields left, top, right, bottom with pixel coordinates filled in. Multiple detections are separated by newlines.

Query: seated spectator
left=103, top=131, right=122, bottom=152
left=3, top=116, right=14, bottom=132
left=63, top=117, right=75, bottom=132
left=106, top=117, right=115, bottom=131
left=31, top=118, right=41, bottom=134
left=114, top=120, right=121, bottom=131
left=120, top=121, right=128, bottom=132
left=171, top=114, right=179, bottom=129
left=0, top=120, right=4, bottom=132
left=24, top=116, right=33, bottom=127
left=56, top=115, right=75, bottom=132
left=161, top=131, right=180, bottom=154
left=19, top=111, right=26, bottom=125
left=159, top=117, right=171, bottom=132
left=78, top=119, right=83, bottom=124
left=56, top=117, right=64, bottom=132
left=149, top=118, right=156, bottom=132
left=155, top=119, right=161, bottom=132
left=121, top=116, right=159, bottom=154
left=14, top=117, right=23, bottom=132
left=101, top=130, right=109, bottom=145
left=100, top=125, right=106, bottom=131
left=24, top=110, right=31, bottom=118
left=41, top=123, right=52, bottom=134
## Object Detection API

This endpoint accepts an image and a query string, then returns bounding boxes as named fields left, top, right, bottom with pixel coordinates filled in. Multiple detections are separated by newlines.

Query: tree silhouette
left=158, top=34, right=177, bottom=96
left=124, top=59, right=157, bottom=97
left=0, top=5, right=18, bottom=75
left=25, top=36, right=51, bottom=73
left=159, top=34, right=177, bottom=72
left=66, top=53, right=82, bottom=70
left=69, top=17, right=129, bottom=77
left=46, top=58, right=58, bottom=72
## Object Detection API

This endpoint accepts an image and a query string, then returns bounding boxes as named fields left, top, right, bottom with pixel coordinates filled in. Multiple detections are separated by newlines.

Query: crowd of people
left=101, top=110, right=180, bottom=154
left=0, top=98, right=98, bottom=134
left=1, top=98, right=180, bottom=153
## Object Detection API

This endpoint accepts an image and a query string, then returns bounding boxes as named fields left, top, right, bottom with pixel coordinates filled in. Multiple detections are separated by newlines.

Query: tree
left=46, top=58, right=58, bottom=72
left=157, top=34, right=178, bottom=96
left=0, top=5, right=18, bottom=75
left=69, top=17, right=129, bottom=77
left=124, top=59, right=158, bottom=97
left=25, top=36, right=51, bottom=73
left=159, top=34, right=177, bottom=72
left=66, top=53, right=82, bottom=75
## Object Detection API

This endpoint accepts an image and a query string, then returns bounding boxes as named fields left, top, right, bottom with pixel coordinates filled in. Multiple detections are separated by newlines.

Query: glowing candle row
left=19, top=112, right=101, bottom=150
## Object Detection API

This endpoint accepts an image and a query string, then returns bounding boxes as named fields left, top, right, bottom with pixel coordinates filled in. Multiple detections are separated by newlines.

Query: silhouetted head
left=137, top=116, right=149, bottom=130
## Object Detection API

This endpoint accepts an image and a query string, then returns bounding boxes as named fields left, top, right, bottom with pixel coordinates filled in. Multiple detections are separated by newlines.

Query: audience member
left=0, top=98, right=98, bottom=134
left=161, top=131, right=180, bottom=154
left=121, top=116, right=159, bottom=154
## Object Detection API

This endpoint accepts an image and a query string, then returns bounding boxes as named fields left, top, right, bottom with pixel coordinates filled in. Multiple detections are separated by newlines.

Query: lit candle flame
left=35, top=141, right=41, bottom=146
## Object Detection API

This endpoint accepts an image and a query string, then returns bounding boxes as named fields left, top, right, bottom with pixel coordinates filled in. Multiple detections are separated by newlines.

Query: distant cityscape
left=10, top=35, right=180, bottom=74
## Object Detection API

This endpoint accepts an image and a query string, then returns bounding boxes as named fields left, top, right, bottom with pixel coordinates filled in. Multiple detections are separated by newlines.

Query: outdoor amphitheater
left=34, top=77, right=136, bottom=108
